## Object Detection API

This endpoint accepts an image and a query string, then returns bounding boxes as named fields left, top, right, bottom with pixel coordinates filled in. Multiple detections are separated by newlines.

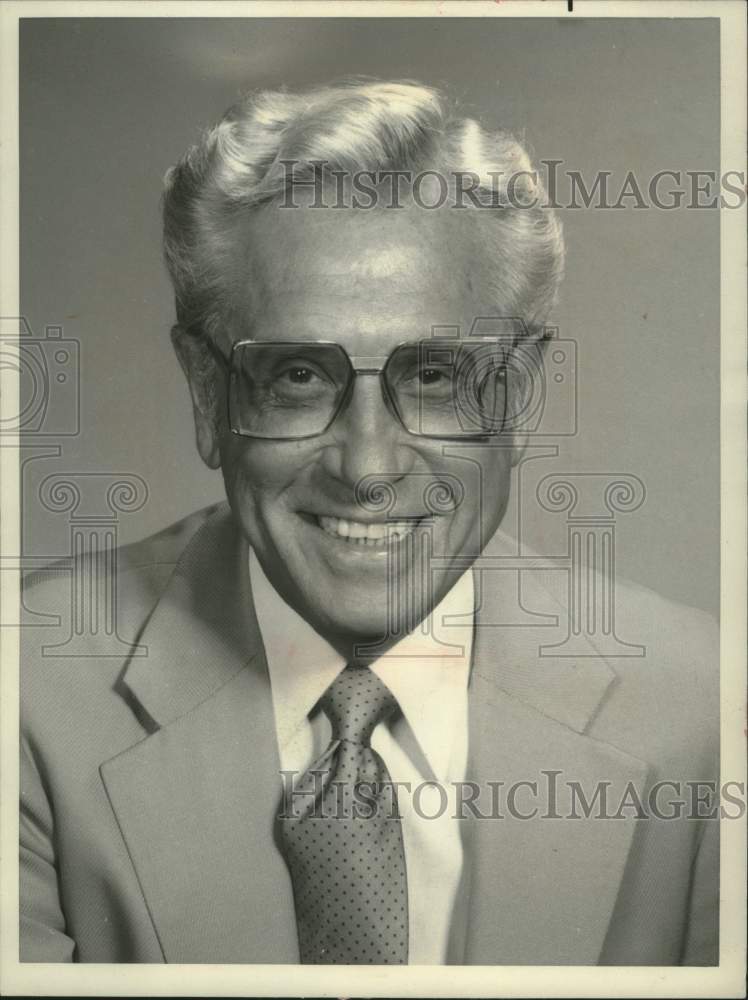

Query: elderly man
left=20, top=81, right=718, bottom=965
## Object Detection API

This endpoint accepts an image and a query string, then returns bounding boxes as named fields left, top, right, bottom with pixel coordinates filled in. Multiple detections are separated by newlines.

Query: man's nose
left=319, top=375, right=417, bottom=489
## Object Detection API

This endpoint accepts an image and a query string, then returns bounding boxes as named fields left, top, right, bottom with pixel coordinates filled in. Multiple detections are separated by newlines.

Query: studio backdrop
left=18, top=15, right=720, bottom=618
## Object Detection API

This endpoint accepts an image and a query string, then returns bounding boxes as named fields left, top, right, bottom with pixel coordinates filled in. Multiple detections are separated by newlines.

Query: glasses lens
left=229, top=342, right=350, bottom=439
left=386, top=340, right=507, bottom=437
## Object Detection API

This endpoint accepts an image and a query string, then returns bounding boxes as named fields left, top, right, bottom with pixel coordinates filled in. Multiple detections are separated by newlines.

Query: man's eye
left=409, top=367, right=454, bottom=390
left=282, top=366, right=317, bottom=385
left=418, top=368, right=450, bottom=385
left=266, top=363, right=333, bottom=402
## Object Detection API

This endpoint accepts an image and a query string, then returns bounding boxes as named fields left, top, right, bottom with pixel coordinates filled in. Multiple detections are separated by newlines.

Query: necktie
left=278, top=665, right=409, bottom=964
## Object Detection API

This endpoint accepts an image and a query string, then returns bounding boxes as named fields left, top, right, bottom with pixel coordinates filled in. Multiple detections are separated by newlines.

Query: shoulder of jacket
left=22, top=502, right=222, bottom=596
left=20, top=504, right=224, bottom=705
left=589, top=578, right=719, bottom=771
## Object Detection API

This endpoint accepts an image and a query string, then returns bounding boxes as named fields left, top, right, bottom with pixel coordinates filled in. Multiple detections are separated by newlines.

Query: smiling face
left=175, top=200, right=526, bottom=661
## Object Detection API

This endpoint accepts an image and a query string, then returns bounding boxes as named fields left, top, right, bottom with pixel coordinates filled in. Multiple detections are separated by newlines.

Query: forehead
left=222, top=202, right=493, bottom=353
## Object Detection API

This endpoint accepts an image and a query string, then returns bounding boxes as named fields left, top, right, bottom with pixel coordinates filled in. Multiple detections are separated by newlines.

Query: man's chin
left=313, top=607, right=413, bottom=658
left=294, top=573, right=441, bottom=652
left=266, top=517, right=455, bottom=644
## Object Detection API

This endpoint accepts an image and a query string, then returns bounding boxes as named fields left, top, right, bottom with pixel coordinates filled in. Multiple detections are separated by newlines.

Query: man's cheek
left=221, top=444, right=271, bottom=497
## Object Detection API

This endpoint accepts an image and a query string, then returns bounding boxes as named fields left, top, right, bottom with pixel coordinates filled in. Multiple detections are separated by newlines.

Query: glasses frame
left=210, top=336, right=511, bottom=442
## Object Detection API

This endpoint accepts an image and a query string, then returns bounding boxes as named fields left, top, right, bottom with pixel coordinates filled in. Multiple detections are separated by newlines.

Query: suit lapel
left=100, top=513, right=650, bottom=965
left=460, top=534, right=651, bottom=965
left=100, top=506, right=299, bottom=963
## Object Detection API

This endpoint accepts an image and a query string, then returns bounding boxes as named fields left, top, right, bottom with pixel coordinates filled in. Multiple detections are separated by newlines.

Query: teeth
left=317, top=515, right=418, bottom=545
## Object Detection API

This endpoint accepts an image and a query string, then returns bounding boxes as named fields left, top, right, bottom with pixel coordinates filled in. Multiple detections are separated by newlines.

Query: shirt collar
left=249, top=549, right=474, bottom=782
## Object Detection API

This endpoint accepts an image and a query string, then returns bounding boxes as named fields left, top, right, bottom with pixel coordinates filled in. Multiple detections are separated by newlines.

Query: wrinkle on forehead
left=223, top=202, right=490, bottom=347
left=311, top=242, right=429, bottom=286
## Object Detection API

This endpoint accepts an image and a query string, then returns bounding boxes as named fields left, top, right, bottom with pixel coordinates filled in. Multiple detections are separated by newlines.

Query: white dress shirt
left=249, top=549, right=474, bottom=965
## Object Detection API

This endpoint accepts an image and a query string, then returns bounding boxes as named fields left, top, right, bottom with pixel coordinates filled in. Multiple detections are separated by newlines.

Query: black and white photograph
left=1, top=1, right=745, bottom=997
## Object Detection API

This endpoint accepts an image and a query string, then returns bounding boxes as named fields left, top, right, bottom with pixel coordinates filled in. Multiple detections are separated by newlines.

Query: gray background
left=19, top=16, right=720, bottom=617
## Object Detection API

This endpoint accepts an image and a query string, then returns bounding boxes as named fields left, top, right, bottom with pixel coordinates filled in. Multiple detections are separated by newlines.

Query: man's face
left=179, top=202, right=526, bottom=658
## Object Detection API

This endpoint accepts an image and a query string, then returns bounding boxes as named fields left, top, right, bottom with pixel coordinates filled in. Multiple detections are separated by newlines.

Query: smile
left=316, top=515, right=421, bottom=547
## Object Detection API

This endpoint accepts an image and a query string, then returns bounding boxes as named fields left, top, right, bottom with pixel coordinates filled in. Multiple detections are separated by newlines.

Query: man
left=20, top=80, right=718, bottom=964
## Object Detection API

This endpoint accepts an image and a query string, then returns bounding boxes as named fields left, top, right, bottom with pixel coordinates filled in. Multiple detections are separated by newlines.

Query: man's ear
left=170, top=324, right=222, bottom=469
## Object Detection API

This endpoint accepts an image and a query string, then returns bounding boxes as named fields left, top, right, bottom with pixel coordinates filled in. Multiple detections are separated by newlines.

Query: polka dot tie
left=278, top=665, right=409, bottom=964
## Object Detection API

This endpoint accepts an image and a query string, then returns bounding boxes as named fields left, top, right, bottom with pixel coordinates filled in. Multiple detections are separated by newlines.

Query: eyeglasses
left=214, top=337, right=510, bottom=441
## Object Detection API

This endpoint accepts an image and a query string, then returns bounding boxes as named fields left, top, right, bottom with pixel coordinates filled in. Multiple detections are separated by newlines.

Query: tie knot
left=319, top=665, right=398, bottom=746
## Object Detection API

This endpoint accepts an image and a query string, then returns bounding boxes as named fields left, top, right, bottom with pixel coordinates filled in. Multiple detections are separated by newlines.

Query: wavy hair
left=163, top=79, right=564, bottom=341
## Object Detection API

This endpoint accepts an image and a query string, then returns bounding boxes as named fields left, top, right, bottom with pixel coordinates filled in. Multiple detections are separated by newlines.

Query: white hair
left=163, top=79, right=564, bottom=340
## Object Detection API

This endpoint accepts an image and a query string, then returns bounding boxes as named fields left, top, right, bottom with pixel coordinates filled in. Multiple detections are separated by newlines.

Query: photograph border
left=1, top=1, right=745, bottom=997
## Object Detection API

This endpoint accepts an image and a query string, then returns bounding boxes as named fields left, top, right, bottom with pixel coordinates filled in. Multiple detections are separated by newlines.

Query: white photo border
left=1, top=2, right=745, bottom=997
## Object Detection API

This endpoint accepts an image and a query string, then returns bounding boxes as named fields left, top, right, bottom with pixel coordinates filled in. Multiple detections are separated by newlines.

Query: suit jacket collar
left=108, top=505, right=648, bottom=965
left=104, top=504, right=300, bottom=962
left=457, top=529, right=648, bottom=965
left=469, top=527, right=617, bottom=732
left=121, top=504, right=259, bottom=727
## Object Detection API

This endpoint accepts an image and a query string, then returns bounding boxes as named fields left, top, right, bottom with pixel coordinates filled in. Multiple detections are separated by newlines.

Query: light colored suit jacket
left=20, top=503, right=719, bottom=964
